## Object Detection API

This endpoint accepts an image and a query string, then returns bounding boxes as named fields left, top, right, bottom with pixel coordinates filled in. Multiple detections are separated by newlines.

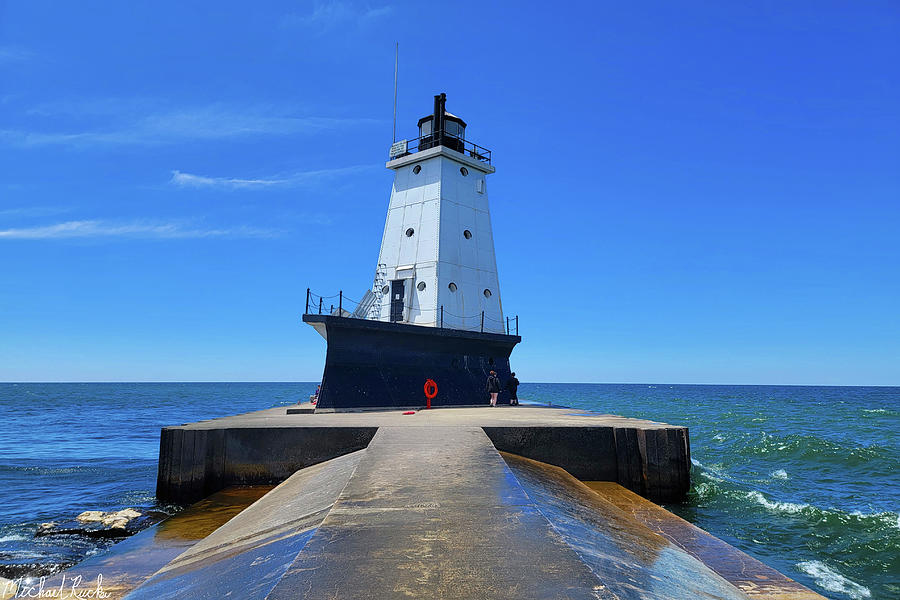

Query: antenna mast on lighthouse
left=392, top=42, right=399, bottom=143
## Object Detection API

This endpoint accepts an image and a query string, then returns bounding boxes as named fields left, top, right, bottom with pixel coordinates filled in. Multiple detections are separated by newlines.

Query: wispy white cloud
left=282, top=2, right=392, bottom=29
left=170, top=171, right=287, bottom=189
left=1, top=103, right=380, bottom=148
left=169, top=164, right=375, bottom=190
left=0, top=220, right=279, bottom=240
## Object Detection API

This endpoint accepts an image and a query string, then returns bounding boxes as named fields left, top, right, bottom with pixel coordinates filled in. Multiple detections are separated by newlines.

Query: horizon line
left=0, top=381, right=897, bottom=388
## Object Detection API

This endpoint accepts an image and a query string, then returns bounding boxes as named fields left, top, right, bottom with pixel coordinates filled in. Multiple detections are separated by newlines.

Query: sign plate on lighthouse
left=389, top=140, right=408, bottom=158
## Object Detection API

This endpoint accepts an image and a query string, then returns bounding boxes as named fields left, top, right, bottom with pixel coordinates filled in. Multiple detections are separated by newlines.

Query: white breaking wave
left=4, top=550, right=44, bottom=559
left=0, top=534, right=26, bottom=542
left=690, top=458, right=730, bottom=483
left=849, top=510, right=900, bottom=531
left=771, top=469, right=789, bottom=480
left=746, top=491, right=900, bottom=534
left=797, top=560, right=871, bottom=599
left=691, top=481, right=720, bottom=500
left=746, top=490, right=809, bottom=514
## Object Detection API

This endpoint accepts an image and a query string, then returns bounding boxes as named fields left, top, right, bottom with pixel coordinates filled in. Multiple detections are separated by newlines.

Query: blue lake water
left=0, top=382, right=897, bottom=599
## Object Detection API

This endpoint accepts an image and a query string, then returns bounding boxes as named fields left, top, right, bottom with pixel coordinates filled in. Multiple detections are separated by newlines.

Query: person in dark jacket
left=505, top=372, right=520, bottom=405
left=485, top=370, right=501, bottom=407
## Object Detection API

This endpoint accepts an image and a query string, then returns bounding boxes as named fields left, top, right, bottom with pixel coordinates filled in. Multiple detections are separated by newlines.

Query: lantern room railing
left=389, top=131, right=492, bottom=165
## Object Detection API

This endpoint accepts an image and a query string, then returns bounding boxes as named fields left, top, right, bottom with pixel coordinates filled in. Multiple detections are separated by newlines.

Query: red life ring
left=424, top=379, right=438, bottom=399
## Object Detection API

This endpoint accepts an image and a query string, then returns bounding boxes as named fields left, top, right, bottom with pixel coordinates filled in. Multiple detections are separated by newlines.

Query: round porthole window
left=448, top=282, right=457, bottom=292
left=463, top=229, right=472, bottom=239
left=381, top=285, right=389, bottom=294
left=405, top=228, right=414, bottom=237
left=417, top=281, right=426, bottom=291
left=412, top=165, right=421, bottom=174
left=460, top=167, right=468, bottom=176
left=483, top=289, right=492, bottom=298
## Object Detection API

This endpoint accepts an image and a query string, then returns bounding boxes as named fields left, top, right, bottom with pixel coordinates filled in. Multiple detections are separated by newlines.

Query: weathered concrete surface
left=285, top=401, right=315, bottom=414
left=585, top=481, right=826, bottom=600
left=507, top=454, right=827, bottom=600
left=157, top=405, right=690, bottom=504
left=501, top=452, right=752, bottom=599
left=157, top=424, right=376, bottom=503
left=32, top=485, right=274, bottom=599
left=266, top=427, right=605, bottom=599
left=128, top=450, right=364, bottom=600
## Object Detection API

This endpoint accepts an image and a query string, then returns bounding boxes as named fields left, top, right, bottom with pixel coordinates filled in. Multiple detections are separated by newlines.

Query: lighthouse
left=371, top=93, right=504, bottom=333
left=303, top=93, right=520, bottom=411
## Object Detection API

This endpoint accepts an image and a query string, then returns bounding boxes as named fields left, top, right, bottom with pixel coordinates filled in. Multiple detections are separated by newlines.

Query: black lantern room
left=417, top=93, right=467, bottom=153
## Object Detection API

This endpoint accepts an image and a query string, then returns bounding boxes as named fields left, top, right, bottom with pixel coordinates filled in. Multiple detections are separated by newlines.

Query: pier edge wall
left=156, top=427, right=378, bottom=504
left=157, top=424, right=690, bottom=504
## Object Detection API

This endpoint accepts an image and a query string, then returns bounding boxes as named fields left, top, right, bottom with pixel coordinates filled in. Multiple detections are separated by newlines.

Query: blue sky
left=1, top=1, right=897, bottom=384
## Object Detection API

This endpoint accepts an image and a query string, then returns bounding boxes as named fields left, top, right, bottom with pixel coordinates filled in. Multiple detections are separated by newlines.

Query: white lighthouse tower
left=372, top=93, right=505, bottom=334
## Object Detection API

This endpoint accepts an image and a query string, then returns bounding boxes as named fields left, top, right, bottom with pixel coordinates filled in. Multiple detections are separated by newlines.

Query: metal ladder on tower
left=369, top=263, right=387, bottom=320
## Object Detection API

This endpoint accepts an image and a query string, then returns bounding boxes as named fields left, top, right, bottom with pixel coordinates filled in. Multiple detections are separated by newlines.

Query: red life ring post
left=423, top=379, right=438, bottom=409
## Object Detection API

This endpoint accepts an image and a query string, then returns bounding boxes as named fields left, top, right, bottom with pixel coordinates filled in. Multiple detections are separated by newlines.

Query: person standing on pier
left=486, top=370, right=501, bottom=407
left=505, top=372, right=520, bottom=406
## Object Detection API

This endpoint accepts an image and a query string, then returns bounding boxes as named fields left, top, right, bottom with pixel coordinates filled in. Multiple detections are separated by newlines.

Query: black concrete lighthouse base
left=303, top=314, right=521, bottom=411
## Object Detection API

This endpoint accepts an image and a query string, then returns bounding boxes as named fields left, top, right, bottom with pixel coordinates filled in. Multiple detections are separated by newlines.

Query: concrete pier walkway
left=269, top=426, right=607, bottom=599
left=129, top=425, right=825, bottom=599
